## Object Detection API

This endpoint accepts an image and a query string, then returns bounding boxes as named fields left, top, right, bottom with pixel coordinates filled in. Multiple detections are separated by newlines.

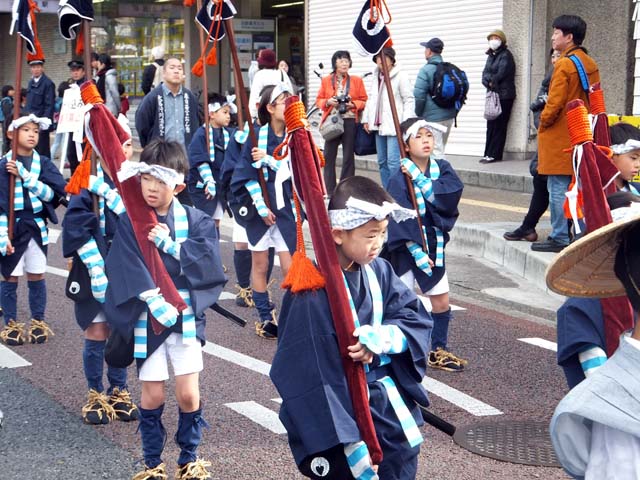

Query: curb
left=447, top=221, right=564, bottom=298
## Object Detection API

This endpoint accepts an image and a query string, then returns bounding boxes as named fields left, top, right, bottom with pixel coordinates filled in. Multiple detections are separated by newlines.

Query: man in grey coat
left=413, top=38, right=457, bottom=157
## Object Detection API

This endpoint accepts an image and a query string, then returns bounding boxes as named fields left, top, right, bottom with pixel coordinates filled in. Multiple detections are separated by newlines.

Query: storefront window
left=93, top=1, right=184, bottom=98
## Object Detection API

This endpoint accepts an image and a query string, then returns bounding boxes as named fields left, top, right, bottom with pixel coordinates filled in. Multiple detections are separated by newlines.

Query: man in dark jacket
left=480, top=29, right=516, bottom=164
left=25, top=58, right=55, bottom=158
left=414, top=37, right=457, bottom=157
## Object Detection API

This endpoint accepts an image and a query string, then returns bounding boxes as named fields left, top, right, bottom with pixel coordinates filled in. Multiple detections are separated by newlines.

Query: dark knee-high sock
left=1, top=281, right=17, bottom=323
left=233, top=249, right=252, bottom=288
left=175, top=406, right=209, bottom=466
left=83, top=339, right=105, bottom=393
left=138, top=404, right=166, bottom=468
left=27, top=279, right=46, bottom=321
left=106, top=365, right=128, bottom=394
left=252, top=290, right=273, bottom=322
left=431, top=309, right=452, bottom=351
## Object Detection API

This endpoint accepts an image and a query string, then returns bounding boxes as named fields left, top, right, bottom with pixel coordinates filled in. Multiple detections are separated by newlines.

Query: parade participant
left=386, top=118, right=466, bottom=371
left=230, top=83, right=296, bottom=338
left=271, top=175, right=432, bottom=479
left=25, top=57, right=55, bottom=158
left=104, top=139, right=225, bottom=480
left=547, top=198, right=640, bottom=479
left=62, top=114, right=138, bottom=425
left=187, top=92, right=234, bottom=226
left=0, top=115, right=67, bottom=346
left=610, top=122, right=640, bottom=193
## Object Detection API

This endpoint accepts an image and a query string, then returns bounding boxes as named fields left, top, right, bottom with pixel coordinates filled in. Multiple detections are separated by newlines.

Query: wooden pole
left=224, top=18, right=271, bottom=210
left=8, top=37, right=24, bottom=240
left=195, top=0, right=209, bottom=155
left=81, top=20, right=99, bottom=216
left=378, top=49, right=428, bottom=252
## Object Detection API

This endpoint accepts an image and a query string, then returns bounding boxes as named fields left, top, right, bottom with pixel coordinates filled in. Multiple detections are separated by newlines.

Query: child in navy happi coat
left=0, top=115, right=66, bottom=346
left=230, top=83, right=296, bottom=338
left=271, top=176, right=432, bottom=480
left=104, top=139, right=226, bottom=480
left=187, top=92, right=235, bottom=224
left=62, top=116, right=138, bottom=425
left=386, top=118, right=465, bottom=372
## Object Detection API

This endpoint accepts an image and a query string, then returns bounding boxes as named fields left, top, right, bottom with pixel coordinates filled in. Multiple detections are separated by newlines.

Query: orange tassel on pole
left=205, top=45, right=218, bottom=66
left=65, top=144, right=93, bottom=194
left=191, top=57, right=204, bottom=77
left=183, top=0, right=195, bottom=5
left=75, top=32, right=84, bottom=56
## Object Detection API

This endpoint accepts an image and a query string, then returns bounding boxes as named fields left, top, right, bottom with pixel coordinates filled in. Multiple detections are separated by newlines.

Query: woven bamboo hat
left=546, top=206, right=640, bottom=298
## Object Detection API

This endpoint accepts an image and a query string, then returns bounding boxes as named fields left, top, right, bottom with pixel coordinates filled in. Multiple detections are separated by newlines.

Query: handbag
left=228, top=189, right=258, bottom=229
left=354, top=123, right=376, bottom=156
left=484, top=91, right=502, bottom=120
left=319, top=109, right=344, bottom=141
left=65, top=254, right=93, bottom=303
left=104, top=328, right=134, bottom=368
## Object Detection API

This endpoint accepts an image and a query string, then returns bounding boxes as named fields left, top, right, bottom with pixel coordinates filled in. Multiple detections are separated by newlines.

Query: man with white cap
left=141, top=46, right=165, bottom=96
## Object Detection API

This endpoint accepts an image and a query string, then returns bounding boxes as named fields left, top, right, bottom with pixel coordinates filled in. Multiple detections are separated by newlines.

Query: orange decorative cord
left=273, top=99, right=308, bottom=160
left=369, top=0, right=392, bottom=24
left=192, top=0, right=223, bottom=75
left=81, top=82, right=104, bottom=105
left=589, top=87, right=606, bottom=115
left=25, top=0, right=44, bottom=63
left=282, top=190, right=326, bottom=293
left=65, top=143, right=93, bottom=195
left=317, top=147, right=326, bottom=168
left=566, top=102, right=593, bottom=147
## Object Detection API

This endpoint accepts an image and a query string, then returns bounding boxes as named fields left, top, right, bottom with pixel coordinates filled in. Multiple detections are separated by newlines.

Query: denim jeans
left=375, top=133, right=401, bottom=188
left=547, top=174, right=571, bottom=245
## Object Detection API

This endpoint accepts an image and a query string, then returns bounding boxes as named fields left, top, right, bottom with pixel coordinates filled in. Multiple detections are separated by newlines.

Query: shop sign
left=233, top=18, right=275, bottom=32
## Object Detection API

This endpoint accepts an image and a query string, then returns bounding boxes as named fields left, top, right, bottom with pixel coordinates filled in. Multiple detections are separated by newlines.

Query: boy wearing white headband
left=104, top=139, right=226, bottom=479
left=386, top=117, right=466, bottom=372
left=0, top=115, right=66, bottom=347
left=61, top=117, right=138, bottom=426
left=610, top=123, right=640, bottom=194
left=271, top=175, right=432, bottom=480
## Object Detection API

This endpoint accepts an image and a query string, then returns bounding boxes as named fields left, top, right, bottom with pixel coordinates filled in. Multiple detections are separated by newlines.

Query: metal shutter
left=307, top=0, right=504, bottom=156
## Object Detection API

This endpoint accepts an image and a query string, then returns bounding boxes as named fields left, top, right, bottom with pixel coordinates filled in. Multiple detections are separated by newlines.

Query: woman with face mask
left=480, top=29, right=516, bottom=164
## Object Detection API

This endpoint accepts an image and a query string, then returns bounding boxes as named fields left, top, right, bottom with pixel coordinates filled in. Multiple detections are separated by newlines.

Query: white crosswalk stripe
left=225, top=401, right=286, bottom=434
left=518, top=338, right=557, bottom=352
left=0, top=343, right=31, bottom=368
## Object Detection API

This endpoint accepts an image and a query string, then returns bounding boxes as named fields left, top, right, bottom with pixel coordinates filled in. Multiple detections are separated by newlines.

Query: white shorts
left=212, top=203, right=224, bottom=221
left=11, top=238, right=47, bottom=276
left=91, top=312, right=107, bottom=324
left=400, top=271, right=449, bottom=296
left=138, top=332, right=203, bottom=382
left=248, top=224, right=289, bottom=253
left=232, top=219, right=249, bottom=244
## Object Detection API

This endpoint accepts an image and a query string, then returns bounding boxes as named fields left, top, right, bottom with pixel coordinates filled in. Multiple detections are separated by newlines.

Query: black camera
left=335, top=94, right=351, bottom=114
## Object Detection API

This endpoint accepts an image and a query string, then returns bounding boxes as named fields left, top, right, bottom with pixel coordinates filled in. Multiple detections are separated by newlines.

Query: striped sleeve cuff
left=77, top=237, right=104, bottom=269
left=344, top=442, right=378, bottom=480
left=246, top=180, right=268, bottom=217
left=578, top=345, right=607, bottom=377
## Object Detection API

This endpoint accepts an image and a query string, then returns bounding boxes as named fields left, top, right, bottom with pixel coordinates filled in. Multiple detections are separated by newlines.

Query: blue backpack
left=431, top=62, right=469, bottom=111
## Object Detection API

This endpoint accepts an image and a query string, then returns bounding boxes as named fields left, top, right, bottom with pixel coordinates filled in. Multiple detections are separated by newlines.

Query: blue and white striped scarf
left=133, top=198, right=197, bottom=359
left=196, top=126, right=229, bottom=189
left=9, top=151, right=48, bottom=245
left=342, top=264, right=423, bottom=448
left=409, top=159, right=444, bottom=268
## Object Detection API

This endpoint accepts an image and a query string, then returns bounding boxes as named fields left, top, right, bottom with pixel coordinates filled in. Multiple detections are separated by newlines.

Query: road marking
left=203, top=341, right=271, bottom=376
left=224, top=401, right=286, bottom=434
left=204, top=340, right=501, bottom=417
left=218, top=292, right=236, bottom=301
left=518, top=337, right=557, bottom=352
left=421, top=377, right=503, bottom=416
left=48, top=228, right=61, bottom=244
left=460, top=198, right=550, bottom=217
left=417, top=295, right=466, bottom=312
left=0, top=343, right=32, bottom=368
left=271, top=398, right=282, bottom=404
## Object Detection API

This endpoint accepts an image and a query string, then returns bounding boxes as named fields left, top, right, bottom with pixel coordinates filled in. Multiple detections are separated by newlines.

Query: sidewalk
left=346, top=153, right=559, bottom=298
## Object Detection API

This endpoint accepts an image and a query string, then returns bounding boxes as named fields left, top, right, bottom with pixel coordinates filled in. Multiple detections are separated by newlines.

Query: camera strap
left=331, top=73, right=351, bottom=97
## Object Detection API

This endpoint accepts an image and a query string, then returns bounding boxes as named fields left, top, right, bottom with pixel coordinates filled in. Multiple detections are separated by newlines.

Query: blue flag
left=10, top=0, right=37, bottom=54
left=58, top=0, right=94, bottom=40
left=352, top=0, right=391, bottom=56
left=196, top=0, right=237, bottom=42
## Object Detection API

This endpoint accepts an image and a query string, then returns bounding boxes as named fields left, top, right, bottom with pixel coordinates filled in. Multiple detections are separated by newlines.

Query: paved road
left=0, top=190, right=572, bottom=480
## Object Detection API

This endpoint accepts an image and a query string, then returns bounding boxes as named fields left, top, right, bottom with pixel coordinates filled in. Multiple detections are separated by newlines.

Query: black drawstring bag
left=104, top=328, right=134, bottom=368
left=65, top=254, right=93, bottom=303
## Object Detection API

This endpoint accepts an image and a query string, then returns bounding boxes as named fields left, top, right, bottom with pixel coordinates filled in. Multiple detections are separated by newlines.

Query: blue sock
left=252, top=290, right=273, bottom=322
left=83, top=339, right=105, bottom=392
left=107, top=365, right=128, bottom=395
left=1, top=281, right=17, bottom=324
left=27, top=279, right=46, bottom=321
left=431, top=309, right=452, bottom=351
left=233, top=249, right=252, bottom=288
